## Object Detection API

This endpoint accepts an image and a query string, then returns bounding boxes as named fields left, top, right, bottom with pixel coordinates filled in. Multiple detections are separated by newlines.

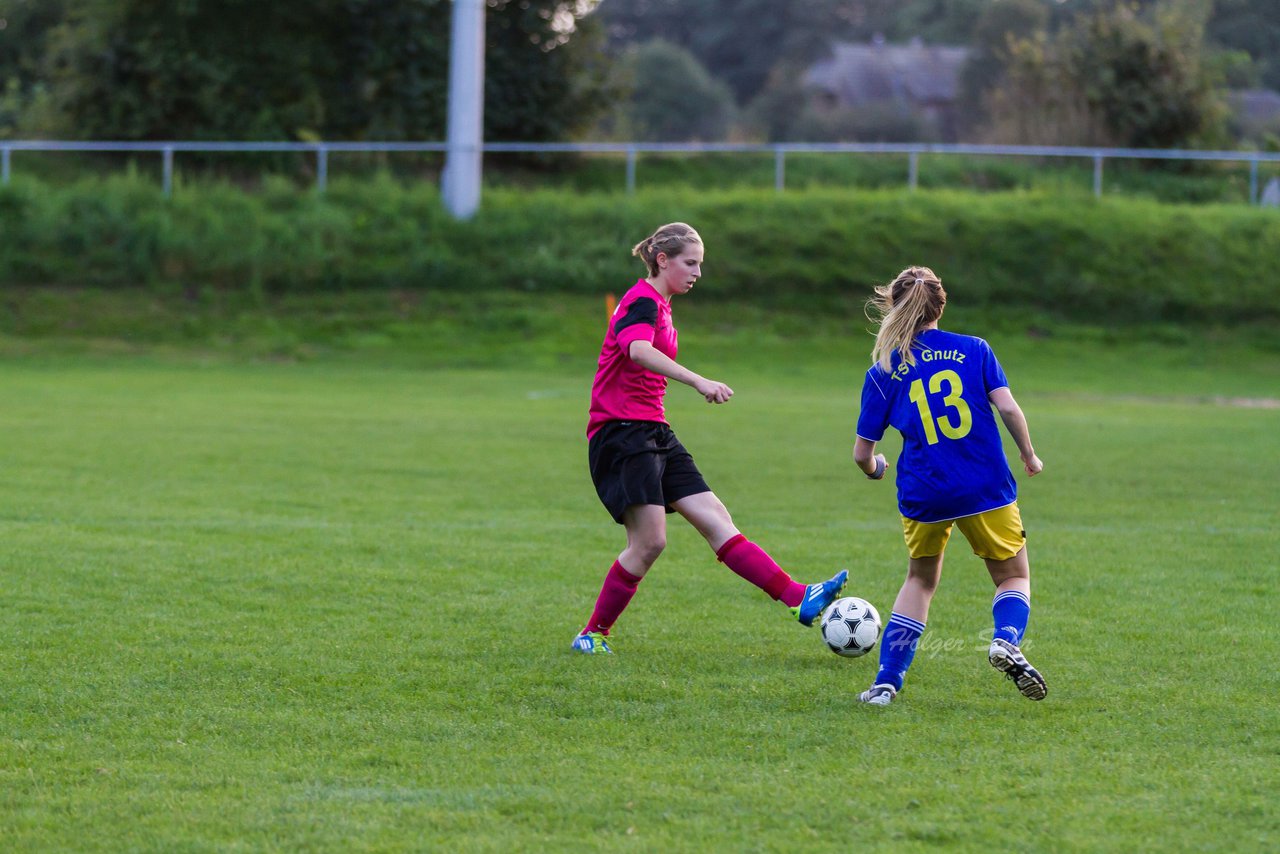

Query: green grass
left=1, top=301, right=1278, bottom=850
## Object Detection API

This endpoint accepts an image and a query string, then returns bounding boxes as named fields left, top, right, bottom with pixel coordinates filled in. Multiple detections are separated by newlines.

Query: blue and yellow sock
left=874, top=613, right=926, bottom=691
left=992, top=589, right=1030, bottom=645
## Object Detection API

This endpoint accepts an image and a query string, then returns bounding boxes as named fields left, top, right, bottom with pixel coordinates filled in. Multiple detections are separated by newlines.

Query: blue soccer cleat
left=791, top=569, right=849, bottom=627
left=571, top=630, right=613, bottom=655
left=989, top=638, right=1047, bottom=700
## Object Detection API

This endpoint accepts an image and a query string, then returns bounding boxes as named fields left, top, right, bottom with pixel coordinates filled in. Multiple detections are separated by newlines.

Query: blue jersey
left=856, top=328, right=1016, bottom=523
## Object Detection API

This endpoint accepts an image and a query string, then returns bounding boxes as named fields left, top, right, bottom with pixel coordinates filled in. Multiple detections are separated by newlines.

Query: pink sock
left=716, top=534, right=806, bottom=607
left=584, top=560, right=643, bottom=635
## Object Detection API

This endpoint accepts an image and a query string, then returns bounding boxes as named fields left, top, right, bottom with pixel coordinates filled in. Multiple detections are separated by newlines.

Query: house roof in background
left=805, top=40, right=971, bottom=106
left=1229, top=88, right=1280, bottom=123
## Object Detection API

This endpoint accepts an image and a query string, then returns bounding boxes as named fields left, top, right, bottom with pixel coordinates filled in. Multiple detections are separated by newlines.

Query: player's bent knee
left=637, top=538, right=666, bottom=564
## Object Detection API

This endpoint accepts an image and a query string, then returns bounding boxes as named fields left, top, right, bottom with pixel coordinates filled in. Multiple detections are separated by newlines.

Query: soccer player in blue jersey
left=853, top=266, right=1047, bottom=705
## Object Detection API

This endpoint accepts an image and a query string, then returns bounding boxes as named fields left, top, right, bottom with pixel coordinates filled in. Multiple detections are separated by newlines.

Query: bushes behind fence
left=1, top=172, right=1276, bottom=324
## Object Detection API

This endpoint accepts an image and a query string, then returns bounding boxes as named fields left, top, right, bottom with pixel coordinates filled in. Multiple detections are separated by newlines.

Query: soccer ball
left=820, top=597, right=882, bottom=658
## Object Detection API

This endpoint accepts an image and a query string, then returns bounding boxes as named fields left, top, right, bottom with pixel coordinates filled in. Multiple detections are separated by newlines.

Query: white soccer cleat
left=857, top=683, right=897, bottom=706
left=989, top=638, right=1047, bottom=700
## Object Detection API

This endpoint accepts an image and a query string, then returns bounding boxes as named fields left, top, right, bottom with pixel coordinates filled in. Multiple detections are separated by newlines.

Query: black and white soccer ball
left=820, top=596, right=882, bottom=658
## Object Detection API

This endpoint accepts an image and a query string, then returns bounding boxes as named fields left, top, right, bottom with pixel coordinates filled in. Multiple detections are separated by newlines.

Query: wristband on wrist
left=867, top=457, right=886, bottom=480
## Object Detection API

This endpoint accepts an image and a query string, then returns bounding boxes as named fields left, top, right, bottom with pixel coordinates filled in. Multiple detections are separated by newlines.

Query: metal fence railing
left=3, top=140, right=1280, bottom=203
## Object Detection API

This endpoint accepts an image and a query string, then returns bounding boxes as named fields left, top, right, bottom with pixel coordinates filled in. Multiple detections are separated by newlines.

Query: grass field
left=1, top=300, right=1277, bottom=851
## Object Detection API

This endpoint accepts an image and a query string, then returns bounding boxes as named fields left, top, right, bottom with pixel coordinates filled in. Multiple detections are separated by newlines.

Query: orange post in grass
left=605, top=293, right=617, bottom=322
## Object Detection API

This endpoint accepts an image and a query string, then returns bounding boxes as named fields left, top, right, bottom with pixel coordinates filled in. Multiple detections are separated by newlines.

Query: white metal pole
left=443, top=0, right=486, bottom=219
left=316, top=145, right=328, bottom=194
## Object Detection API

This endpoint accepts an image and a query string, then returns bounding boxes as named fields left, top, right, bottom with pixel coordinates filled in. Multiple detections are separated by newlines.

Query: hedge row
left=1, top=173, right=1276, bottom=323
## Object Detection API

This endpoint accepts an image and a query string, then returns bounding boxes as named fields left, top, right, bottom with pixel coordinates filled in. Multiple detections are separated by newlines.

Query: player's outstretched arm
left=628, top=339, right=733, bottom=404
left=988, top=387, right=1043, bottom=476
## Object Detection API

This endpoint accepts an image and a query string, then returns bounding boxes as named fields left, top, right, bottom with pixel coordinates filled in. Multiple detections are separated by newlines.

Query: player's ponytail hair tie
left=632, top=222, right=703, bottom=277
left=867, top=265, right=946, bottom=373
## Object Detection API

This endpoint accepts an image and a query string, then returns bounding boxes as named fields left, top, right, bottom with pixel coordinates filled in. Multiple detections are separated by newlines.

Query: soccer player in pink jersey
left=572, top=222, right=848, bottom=654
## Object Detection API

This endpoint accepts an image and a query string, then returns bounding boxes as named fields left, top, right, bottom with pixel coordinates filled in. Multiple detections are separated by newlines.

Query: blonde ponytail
left=867, top=266, right=947, bottom=372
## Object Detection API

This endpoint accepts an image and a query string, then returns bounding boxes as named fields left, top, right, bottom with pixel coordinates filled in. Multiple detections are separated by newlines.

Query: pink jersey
left=587, top=279, right=678, bottom=438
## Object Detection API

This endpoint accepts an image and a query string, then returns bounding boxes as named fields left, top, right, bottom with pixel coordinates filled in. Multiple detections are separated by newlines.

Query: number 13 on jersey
left=908, top=369, right=973, bottom=445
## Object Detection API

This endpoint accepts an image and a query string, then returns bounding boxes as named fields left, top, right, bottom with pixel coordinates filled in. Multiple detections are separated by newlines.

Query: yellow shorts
left=901, top=503, right=1026, bottom=561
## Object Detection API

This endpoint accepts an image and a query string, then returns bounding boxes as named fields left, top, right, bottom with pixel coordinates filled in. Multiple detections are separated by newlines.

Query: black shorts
left=588, top=420, right=712, bottom=524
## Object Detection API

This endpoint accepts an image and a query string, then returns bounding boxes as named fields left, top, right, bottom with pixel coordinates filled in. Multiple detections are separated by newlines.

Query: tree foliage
left=956, top=0, right=1049, bottom=137
left=597, top=0, right=857, bottom=105
left=1207, top=0, right=1280, bottom=91
left=41, top=1, right=340, bottom=140
left=986, top=1, right=1226, bottom=148
left=607, top=40, right=734, bottom=141
left=5, top=0, right=1272, bottom=148
left=22, top=0, right=609, bottom=141
left=874, top=0, right=989, bottom=45
left=483, top=0, right=614, bottom=141
left=0, top=0, right=66, bottom=87
left=0, top=0, right=68, bottom=136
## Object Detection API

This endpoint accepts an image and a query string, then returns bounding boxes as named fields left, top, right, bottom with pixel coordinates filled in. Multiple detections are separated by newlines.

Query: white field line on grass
left=1036, top=392, right=1280, bottom=409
